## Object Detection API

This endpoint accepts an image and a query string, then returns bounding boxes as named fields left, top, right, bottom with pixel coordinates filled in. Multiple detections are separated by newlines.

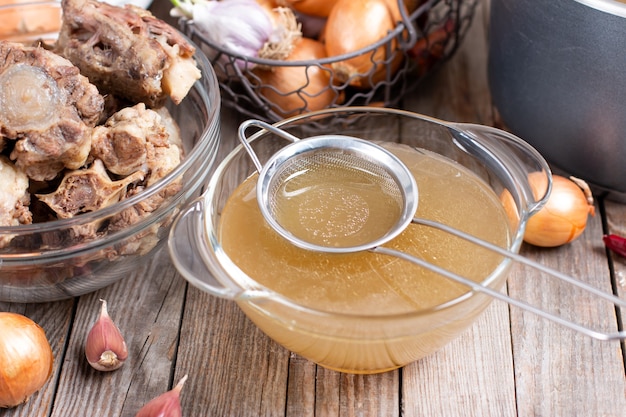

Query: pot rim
left=574, top=0, right=626, bottom=18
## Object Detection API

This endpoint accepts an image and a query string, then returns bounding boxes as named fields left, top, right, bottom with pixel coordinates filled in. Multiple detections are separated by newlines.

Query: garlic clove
left=85, top=299, right=128, bottom=372
left=135, top=375, right=188, bottom=417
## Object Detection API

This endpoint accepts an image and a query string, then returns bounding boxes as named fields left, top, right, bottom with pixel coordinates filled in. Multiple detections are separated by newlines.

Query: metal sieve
left=238, top=119, right=626, bottom=341
left=239, top=119, right=419, bottom=254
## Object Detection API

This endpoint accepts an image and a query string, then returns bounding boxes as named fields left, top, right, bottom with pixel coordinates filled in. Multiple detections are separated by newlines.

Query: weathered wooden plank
left=483, top=0, right=625, bottom=413
left=602, top=198, right=626, bottom=367
left=508, top=201, right=626, bottom=417
left=47, top=246, right=186, bottom=417
left=401, top=1, right=517, bottom=415
left=285, top=353, right=317, bottom=417
left=314, top=367, right=400, bottom=416
left=604, top=198, right=626, bottom=305
left=5, top=2, right=626, bottom=417
left=172, top=106, right=290, bottom=416
left=403, top=302, right=516, bottom=417
left=176, top=288, right=291, bottom=416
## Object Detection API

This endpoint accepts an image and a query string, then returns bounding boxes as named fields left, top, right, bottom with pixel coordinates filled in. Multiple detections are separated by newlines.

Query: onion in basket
left=324, top=0, right=405, bottom=88
left=278, top=0, right=340, bottom=17
left=251, top=37, right=343, bottom=118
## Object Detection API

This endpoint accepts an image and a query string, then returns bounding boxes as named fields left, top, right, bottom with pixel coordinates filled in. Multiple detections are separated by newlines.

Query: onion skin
left=279, top=0, right=340, bottom=17
left=403, top=0, right=426, bottom=12
left=252, top=37, right=342, bottom=118
left=0, top=312, right=53, bottom=408
left=256, top=0, right=280, bottom=8
left=324, top=0, right=404, bottom=88
left=523, top=174, right=595, bottom=247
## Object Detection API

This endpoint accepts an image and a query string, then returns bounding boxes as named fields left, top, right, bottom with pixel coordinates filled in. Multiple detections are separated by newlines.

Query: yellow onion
left=251, top=37, right=343, bottom=118
left=403, top=0, right=426, bottom=13
left=0, top=312, right=53, bottom=408
left=523, top=173, right=595, bottom=247
left=256, top=0, right=279, bottom=8
left=278, top=0, right=340, bottom=17
left=324, top=0, right=405, bottom=88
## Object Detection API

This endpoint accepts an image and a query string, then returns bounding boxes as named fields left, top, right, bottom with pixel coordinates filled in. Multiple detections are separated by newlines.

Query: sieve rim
left=256, top=135, right=419, bottom=253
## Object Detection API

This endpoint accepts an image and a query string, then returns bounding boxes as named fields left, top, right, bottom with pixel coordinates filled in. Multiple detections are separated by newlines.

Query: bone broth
left=218, top=142, right=512, bottom=372
left=271, top=159, right=403, bottom=248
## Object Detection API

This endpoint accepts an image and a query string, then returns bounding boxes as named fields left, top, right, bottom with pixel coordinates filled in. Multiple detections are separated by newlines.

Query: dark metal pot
left=488, top=0, right=626, bottom=198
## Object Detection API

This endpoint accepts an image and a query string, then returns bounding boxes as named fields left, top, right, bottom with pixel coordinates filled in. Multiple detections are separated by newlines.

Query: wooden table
left=2, top=0, right=626, bottom=416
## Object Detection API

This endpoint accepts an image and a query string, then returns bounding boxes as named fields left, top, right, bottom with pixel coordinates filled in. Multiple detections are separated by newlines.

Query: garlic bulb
left=171, top=0, right=301, bottom=68
left=193, top=0, right=273, bottom=59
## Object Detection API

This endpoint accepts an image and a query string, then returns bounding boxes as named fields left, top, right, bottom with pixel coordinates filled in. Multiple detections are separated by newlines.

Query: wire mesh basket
left=179, top=0, right=478, bottom=122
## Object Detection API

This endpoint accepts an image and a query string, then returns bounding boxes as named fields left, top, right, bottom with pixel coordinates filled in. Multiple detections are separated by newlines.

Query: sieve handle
left=372, top=217, right=626, bottom=341
left=238, top=119, right=303, bottom=173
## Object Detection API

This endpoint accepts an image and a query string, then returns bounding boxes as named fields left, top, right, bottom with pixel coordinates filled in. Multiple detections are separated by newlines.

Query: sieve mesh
left=238, top=119, right=419, bottom=252
left=266, top=148, right=407, bottom=249
left=267, top=149, right=405, bottom=213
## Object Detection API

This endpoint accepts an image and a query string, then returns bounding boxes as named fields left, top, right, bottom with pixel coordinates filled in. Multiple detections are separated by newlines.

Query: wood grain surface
left=1, top=0, right=625, bottom=416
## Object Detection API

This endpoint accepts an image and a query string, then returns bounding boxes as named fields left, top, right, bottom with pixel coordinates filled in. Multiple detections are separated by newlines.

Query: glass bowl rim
left=197, top=106, right=531, bottom=321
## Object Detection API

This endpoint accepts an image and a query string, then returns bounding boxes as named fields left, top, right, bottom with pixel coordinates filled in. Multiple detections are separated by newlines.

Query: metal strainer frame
left=239, top=119, right=419, bottom=254
left=238, top=119, right=626, bottom=341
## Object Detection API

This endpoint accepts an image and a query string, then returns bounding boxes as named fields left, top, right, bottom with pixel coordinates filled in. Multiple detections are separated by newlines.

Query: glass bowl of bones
left=0, top=0, right=221, bottom=303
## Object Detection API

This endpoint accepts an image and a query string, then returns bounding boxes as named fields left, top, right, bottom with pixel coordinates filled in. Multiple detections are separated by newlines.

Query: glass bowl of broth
left=169, top=107, right=551, bottom=374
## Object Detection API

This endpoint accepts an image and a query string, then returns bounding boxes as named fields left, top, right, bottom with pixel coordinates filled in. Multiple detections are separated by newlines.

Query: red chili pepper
left=603, top=234, right=626, bottom=258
